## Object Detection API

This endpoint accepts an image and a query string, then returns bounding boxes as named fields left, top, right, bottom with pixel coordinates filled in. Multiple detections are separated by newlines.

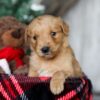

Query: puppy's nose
left=41, top=46, right=50, bottom=54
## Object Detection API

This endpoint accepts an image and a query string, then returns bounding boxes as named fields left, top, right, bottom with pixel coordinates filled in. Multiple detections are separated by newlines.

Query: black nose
left=41, top=46, right=50, bottom=54
left=11, top=29, right=21, bottom=39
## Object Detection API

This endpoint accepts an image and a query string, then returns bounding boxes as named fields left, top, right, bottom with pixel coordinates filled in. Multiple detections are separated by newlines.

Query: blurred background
left=0, top=0, right=100, bottom=99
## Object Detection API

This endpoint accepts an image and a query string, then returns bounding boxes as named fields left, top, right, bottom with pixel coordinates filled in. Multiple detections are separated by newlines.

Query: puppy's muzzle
left=41, top=46, right=50, bottom=54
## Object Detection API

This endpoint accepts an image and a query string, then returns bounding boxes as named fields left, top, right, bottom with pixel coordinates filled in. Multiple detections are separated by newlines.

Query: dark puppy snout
left=41, top=46, right=50, bottom=54
left=11, top=29, right=22, bottom=39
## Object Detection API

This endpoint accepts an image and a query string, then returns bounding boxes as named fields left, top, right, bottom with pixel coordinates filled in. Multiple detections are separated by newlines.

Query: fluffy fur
left=26, top=15, right=83, bottom=95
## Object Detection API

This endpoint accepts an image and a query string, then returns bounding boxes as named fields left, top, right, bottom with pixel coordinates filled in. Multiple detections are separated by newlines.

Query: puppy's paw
left=50, top=71, right=66, bottom=95
left=50, top=77, right=65, bottom=95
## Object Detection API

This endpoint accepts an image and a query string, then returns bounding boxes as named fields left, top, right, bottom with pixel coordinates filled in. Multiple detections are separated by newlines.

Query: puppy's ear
left=25, top=26, right=31, bottom=45
left=58, top=17, right=69, bottom=36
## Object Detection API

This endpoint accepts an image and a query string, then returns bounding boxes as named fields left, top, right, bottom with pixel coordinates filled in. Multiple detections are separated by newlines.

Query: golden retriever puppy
left=25, top=15, right=83, bottom=95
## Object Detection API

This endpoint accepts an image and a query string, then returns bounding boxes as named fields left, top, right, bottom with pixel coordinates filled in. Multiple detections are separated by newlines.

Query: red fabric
left=0, top=74, right=93, bottom=100
left=0, top=47, right=24, bottom=67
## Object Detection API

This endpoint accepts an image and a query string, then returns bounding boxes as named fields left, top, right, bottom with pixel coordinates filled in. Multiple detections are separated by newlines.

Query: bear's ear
left=58, top=17, right=69, bottom=36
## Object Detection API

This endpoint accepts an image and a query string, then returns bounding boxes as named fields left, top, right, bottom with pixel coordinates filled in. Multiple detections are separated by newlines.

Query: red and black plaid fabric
left=0, top=74, right=92, bottom=100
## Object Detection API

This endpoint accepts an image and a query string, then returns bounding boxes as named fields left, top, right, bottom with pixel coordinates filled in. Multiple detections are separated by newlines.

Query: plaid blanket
left=0, top=74, right=92, bottom=100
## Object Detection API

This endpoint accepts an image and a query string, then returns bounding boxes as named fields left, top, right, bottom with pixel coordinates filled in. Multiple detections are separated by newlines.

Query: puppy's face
left=26, top=15, right=69, bottom=59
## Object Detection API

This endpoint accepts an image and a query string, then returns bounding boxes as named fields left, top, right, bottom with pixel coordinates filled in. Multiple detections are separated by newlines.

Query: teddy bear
left=0, top=16, right=28, bottom=74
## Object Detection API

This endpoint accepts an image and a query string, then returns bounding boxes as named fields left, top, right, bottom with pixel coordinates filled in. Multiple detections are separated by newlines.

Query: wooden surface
left=41, top=0, right=78, bottom=16
left=64, top=0, right=100, bottom=93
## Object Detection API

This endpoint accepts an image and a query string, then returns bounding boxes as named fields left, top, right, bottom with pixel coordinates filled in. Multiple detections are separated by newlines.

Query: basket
left=0, top=74, right=92, bottom=100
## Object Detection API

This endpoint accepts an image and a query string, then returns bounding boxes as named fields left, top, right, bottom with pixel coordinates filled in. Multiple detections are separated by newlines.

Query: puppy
left=25, top=15, right=83, bottom=95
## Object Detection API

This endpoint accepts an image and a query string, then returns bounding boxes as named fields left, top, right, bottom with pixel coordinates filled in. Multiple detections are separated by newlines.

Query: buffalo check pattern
left=0, top=74, right=92, bottom=100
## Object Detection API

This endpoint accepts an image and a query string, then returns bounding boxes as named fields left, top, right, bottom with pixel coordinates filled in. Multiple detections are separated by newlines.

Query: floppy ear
left=58, top=17, right=69, bottom=36
left=25, top=26, right=31, bottom=45
left=61, top=21, right=69, bottom=36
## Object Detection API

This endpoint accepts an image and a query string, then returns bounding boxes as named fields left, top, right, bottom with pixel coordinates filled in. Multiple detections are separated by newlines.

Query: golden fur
left=25, top=15, right=83, bottom=95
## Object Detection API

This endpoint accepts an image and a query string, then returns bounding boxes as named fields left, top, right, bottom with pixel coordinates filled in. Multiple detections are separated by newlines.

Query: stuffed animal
left=0, top=16, right=26, bottom=74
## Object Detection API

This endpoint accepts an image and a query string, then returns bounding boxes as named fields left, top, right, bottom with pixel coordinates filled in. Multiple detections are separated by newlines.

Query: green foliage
left=0, top=0, right=45, bottom=23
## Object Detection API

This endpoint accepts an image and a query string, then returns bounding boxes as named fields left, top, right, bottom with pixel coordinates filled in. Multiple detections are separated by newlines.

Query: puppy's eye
left=33, top=36, right=37, bottom=40
left=51, top=32, right=56, bottom=36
